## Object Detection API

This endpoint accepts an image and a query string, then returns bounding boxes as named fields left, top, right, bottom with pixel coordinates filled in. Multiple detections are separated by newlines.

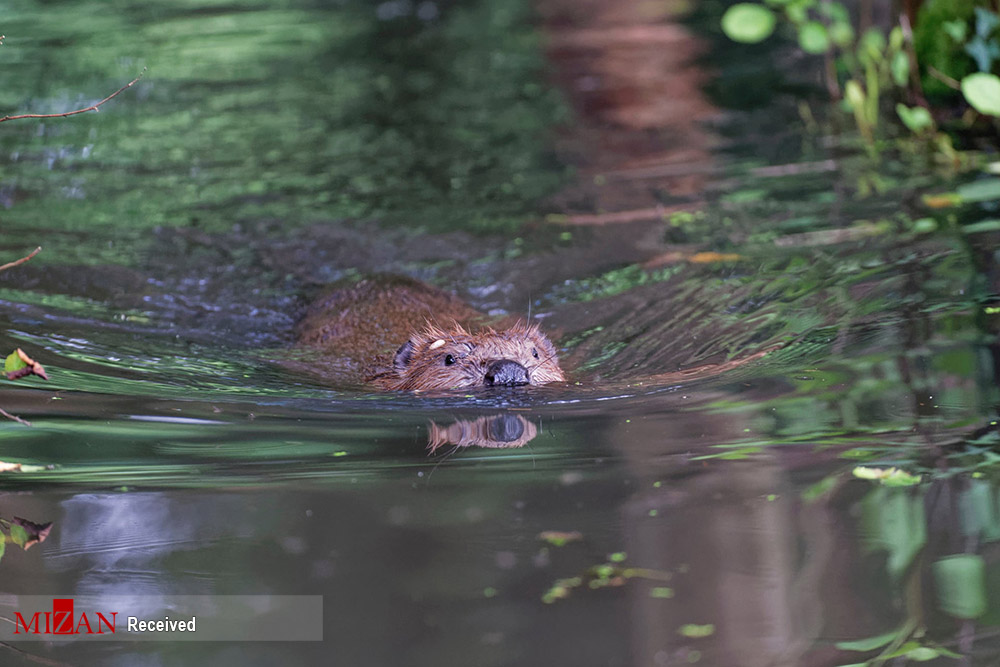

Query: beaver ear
left=394, top=340, right=416, bottom=372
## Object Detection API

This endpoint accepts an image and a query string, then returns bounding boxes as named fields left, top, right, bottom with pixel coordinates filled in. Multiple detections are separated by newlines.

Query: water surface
left=1, top=1, right=1000, bottom=665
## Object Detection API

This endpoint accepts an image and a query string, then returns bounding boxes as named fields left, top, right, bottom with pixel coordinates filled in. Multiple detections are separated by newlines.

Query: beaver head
left=370, top=322, right=565, bottom=391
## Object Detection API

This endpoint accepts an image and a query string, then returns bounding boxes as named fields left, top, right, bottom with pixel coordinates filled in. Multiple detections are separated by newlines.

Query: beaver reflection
left=427, top=414, right=538, bottom=453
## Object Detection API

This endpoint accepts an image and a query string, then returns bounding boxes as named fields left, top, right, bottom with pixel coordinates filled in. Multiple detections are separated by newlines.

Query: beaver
left=295, top=275, right=565, bottom=391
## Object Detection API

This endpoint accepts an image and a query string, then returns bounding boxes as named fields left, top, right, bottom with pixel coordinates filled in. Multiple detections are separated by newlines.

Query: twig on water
left=0, top=407, right=31, bottom=427
left=0, top=247, right=41, bottom=273
left=0, top=68, right=146, bottom=123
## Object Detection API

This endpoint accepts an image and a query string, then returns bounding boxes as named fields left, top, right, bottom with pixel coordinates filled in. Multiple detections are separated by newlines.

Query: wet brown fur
left=295, top=275, right=565, bottom=390
left=369, top=321, right=565, bottom=391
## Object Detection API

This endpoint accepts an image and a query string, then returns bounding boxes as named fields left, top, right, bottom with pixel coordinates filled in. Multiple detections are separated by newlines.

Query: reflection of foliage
left=1, top=0, right=568, bottom=264
left=827, top=470, right=1000, bottom=666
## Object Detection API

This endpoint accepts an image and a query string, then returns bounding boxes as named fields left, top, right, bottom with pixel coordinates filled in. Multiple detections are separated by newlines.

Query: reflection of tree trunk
left=613, top=401, right=878, bottom=666
left=537, top=0, right=715, bottom=217
left=621, top=456, right=878, bottom=667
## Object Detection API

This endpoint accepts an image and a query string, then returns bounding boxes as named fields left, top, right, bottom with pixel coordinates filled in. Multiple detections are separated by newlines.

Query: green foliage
left=896, top=104, right=934, bottom=133
left=720, top=0, right=1000, bottom=154
left=966, top=7, right=1000, bottom=72
left=721, top=4, right=776, bottom=43
left=961, top=72, right=1000, bottom=116
left=914, top=0, right=977, bottom=99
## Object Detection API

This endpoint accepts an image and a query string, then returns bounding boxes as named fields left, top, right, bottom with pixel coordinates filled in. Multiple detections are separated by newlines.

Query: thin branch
left=927, top=65, right=962, bottom=91
left=0, top=247, right=41, bottom=273
left=0, top=407, right=31, bottom=427
left=0, top=68, right=146, bottom=123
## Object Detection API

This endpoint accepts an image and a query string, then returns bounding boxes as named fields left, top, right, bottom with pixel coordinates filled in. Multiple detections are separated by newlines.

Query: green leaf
left=957, top=178, right=1000, bottom=203
left=961, top=219, right=1000, bottom=234
left=859, top=28, right=886, bottom=58
left=844, top=79, right=866, bottom=110
left=891, top=51, right=910, bottom=87
left=961, top=73, right=1000, bottom=116
left=8, top=524, right=28, bottom=548
left=798, top=21, right=831, bottom=54
left=933, top=554, right=987, bottom=619
left=830, top=21, right=855, bottom=48
left=836, top=629, right=899, bottom=651
left=0, top=537, right=5, bottom=564
left=721, top=4, right=777, bottom=44
left=4, top=351, right=27, bottom=375
left=965, top=38, right=1000, bottom=73
left=818, top=2, right=849, bottom=23
left=889, top=26, right=904, bottom=52
left=896, top=104, right=932, bottom=132
left=913, top=218, right=938, bottom=233
left=974, top=7, right=1000, bottom=38
left=785, top=4, right=807, bottom=23
left=942, top=19, right=967, bottom=43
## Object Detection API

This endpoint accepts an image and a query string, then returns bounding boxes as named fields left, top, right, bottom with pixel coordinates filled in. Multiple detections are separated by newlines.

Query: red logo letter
left=53, top=599, right=74, bottom=635
left=13, top=612, right=40, bottom=634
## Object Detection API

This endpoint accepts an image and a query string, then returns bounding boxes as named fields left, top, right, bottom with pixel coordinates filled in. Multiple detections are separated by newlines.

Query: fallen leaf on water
left=688, top=251, right=742, bottom=263
left=11, top=517, right=53, bottom=549
left=5, top=348, right=48, bottom=381
left=538, top=530, right=583, bottom=547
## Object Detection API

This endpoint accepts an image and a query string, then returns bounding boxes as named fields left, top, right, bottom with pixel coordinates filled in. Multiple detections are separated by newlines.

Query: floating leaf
left=721, top=4, right=777, bottom=44
left=934, top=554, right=987, bottom=619
left=798, top=21, right=830, bottom=54
left=8, top=524, right=28, bottom=548
left=11, top=517, right=53, bottom=550
left=678, top=624, right=715, bottom=638
left=538, top=530, right=583, bottom=547
left=4, top=351, right=27, bottom=376
left=4, top=348, right=48, bottom=381
left=649, top=587, right=674, bottom=598
left=961, top=73, right=1000, bottom=116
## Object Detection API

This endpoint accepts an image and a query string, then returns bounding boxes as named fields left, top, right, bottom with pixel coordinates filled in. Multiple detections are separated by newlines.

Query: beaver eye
left=532, top=347, right=539, bottom=359
left=444, top=354, right=456, bottom=366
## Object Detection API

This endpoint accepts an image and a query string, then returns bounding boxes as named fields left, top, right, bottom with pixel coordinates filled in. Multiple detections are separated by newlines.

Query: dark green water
left=2, top=1, right=1000, bottom=665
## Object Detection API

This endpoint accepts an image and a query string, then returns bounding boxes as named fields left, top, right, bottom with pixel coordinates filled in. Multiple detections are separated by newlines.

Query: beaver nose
left=484, top=360, right=529, bottom=386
